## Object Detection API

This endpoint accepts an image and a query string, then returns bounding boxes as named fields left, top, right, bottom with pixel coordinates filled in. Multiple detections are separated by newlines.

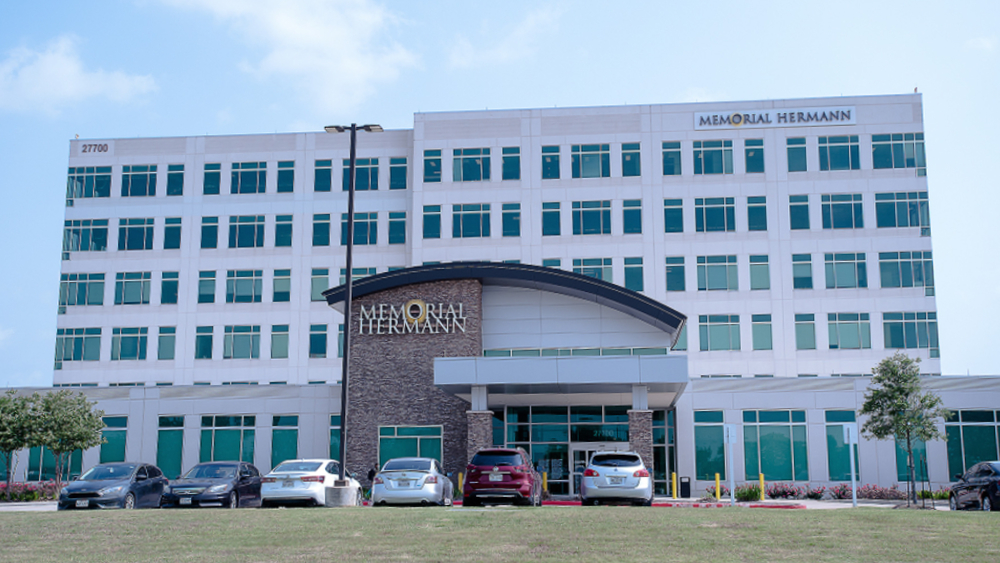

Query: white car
left=371, top=457, right=454, bottom=506
left=261, top=459, right=362, bottom=507
left=579, top=451, right=653, bottom=506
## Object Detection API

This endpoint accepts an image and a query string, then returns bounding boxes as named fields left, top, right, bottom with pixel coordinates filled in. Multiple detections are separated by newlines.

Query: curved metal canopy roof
left=322, top=262, right=687, bottom=345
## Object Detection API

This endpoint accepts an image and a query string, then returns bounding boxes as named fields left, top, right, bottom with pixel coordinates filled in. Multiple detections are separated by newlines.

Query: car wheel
left=581, top=497, right=592, bottom=507
left=229, top=491, right=239, bottom=509
left=123, top=493, right=136, bottom=510
left=983, top=496, right=993, bottom=512
left=949, top=495, right=958, bottom=511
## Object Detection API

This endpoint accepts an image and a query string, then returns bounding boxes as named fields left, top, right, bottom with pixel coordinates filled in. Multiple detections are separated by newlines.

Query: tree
left=0, top=390, right=35, bottom=500
left=859, top=353, right=950, bottom=504
left=33, top=390, right=105, bottom=491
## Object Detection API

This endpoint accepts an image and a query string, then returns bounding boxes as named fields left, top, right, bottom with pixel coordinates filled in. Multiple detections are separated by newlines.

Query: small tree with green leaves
left=0, top=390, right=35, bottom=500
left=34, top=391, right=105, bottom=492
left=859, top=352, right=950, bottom=504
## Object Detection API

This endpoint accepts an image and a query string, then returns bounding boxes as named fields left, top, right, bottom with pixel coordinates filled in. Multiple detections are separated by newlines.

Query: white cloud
left=449, top=6, right=564, bottom=69
left=163, top=0, right=416, bottom=114
left=965, top=36, right=996, bottom=52
left=0, top=35, right=156, bottom=115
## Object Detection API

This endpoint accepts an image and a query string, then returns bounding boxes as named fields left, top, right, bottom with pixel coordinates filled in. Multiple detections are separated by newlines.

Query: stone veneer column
left=628, top=409, right=654, bottom=470
left=466, top=410, right=494, bottom=462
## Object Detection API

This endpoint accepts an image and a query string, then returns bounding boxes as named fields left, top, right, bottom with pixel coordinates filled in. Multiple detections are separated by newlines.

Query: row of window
left=57, top=248, right=934, bottom=316
left=7, top=415, right=342, bottom=481
left=52, top=307, right=938, bottom=370
left=60, top=191, right=931, bottom=257
left=64, top=133, right=926, bottom=203
left=54, top=323, right=345, bottom=368
left=66, top=159, right=409, bottom=201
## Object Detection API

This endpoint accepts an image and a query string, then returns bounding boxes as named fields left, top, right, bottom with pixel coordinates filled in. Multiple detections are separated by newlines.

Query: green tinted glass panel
left=397, top=426, right=441, bottom=437
left=826, top=425, right=860, bottom=481
left=212, top=429, right=241, bottom=461
left=329, top=429, right=341, bottom=461
left=792, top=425, right=809, bottom=481
left=694, top=411, right=724, bottom=424
left=825, top=411, right=856, bottom=423
left=100, top=430, right=127, bottom=463
left=157, top=429, right=183, bottom=479
left=271, top=429, right=298, bottom=468
left=695, top=426, right=725, bottom=480
left=759, top=425, right=793, bottom=481
left=963, top=425, right=999, bottom=470
left=379, top=437, right=418, bottom=467
left=531, top=425, right=569, bottom=442
left=200, top=429, right=213, bottom=463
left=946, top=426, right=964, bottom=477
left=419, top=438, right=442, bottom=462
left=744, top=426, right=759, bottom=479
left=894, top=438, right=928, bottom=481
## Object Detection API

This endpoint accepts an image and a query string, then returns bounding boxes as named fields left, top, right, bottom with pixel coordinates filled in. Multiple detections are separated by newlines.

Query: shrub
left=857, top=484, right=907, bottom=500
left=918, top=487, right=950, bottom=500
left=703, top=484, right=730, bottom=499
left=766, top=482, right=804, bottom=500
left=829, top=483, right=854, bottom=499
left=804, top=486, right=826, bottom=500
left=0, top=481, right=59, bottom=502
left=734, top=483, right=761, bottom=502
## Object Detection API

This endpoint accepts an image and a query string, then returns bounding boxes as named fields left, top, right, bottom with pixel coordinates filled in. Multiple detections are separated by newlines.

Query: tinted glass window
left=81, top=464, right=138, bottom=480
left=273, top=461, right=322, bottom=473
left=136, top=467, right=148, bottom=479
left=147, top=466, right=162, bottom=478
left=470, top=452, right=522, bottom=467
left=383, top=459, right=432, bottom=471
left=591, top=454, right=642, bottom=467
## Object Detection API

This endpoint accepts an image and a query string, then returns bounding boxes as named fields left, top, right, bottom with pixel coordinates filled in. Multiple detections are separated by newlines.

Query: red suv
left=463, top=448, right=541, bottom=506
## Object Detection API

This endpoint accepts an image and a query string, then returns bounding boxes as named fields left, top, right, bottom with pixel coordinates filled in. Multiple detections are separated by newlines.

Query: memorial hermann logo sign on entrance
left=357, top=299, right=467, bottom=335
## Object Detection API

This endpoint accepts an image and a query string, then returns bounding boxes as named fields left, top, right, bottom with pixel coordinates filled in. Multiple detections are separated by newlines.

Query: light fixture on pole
left=324, top=123, right=382, bottom=483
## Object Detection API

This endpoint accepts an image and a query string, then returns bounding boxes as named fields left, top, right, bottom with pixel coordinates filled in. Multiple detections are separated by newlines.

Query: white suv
left=579, top=451, right=653, bottom=506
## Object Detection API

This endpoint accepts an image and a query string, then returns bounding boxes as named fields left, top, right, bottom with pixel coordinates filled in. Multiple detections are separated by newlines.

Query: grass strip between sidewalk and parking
left=0, top=506, right=996, bottom=563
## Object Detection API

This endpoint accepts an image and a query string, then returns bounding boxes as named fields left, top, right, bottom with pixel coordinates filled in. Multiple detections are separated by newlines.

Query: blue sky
left=0, top=0, right=997, bottom=386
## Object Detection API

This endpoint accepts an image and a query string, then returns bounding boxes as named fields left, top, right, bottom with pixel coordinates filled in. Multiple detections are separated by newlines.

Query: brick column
left=628, top=409, right=654, bottom=470
left=466, top=410, right=494, bottom=463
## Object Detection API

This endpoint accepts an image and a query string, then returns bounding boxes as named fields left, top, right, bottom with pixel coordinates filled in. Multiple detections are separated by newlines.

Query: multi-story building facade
left=22, top=93, right=990, bottom=497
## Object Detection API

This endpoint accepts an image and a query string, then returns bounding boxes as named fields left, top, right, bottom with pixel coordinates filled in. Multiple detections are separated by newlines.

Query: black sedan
left=58, top=462, right=168, bottom=510
left=161, top=462, right=262, bottom=508
left=950, top=461, right=1000, bottom=511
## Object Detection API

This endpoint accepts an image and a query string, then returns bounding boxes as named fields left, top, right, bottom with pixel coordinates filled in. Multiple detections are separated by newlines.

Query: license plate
left=399, top=480, right=412, bottom=488
left=610, top=477, right=625, bottom=485
left=75, top=499, right=89, bottom=508
left=283, top=480, right=294, bottom=488
left=179, top=498, right=192, bottom=505
left=489, top=474, right=503, bottom=482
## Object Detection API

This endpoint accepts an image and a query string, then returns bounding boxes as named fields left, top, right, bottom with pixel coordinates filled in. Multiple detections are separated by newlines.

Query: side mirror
left=136, top=474, right=147, bottom=482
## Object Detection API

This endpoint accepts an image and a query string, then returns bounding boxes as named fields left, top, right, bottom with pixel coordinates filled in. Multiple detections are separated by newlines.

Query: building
left=13, top=93, right=998, bottom=495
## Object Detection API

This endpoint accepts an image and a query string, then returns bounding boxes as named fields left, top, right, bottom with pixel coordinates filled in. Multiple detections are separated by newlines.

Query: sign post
left=843, top=423, right=859, bottom=508
left=724, top=424, right=738, bottom=506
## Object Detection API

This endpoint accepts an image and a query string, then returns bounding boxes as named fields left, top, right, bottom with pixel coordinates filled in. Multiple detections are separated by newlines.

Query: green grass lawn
left=1, top=506, right=996, bottom=563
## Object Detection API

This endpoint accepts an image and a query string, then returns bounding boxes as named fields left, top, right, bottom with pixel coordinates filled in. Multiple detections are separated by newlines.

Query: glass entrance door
left=570, top=443, right=628, bottom=497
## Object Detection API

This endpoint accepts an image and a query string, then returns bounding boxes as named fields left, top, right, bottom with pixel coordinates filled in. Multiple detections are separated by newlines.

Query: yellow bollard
left=458, top=472, right=464, bottom=495
left=760, top=473, right=765, bottom=501
left=715, top=473, right=720, bottom=501
left=671, top=472, right=677, bottom=499
left=543, top=471, right=548, bottom=492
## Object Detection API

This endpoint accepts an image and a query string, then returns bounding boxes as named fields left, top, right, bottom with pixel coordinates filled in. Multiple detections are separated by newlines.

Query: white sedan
left=579, top=451, right=653, bottom=506
left=261, top=459, right=362, bottom=507
left=371, top=457, right=454, bottom=506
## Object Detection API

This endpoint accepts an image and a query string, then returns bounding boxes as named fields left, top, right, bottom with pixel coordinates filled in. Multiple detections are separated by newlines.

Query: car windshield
left=591, top=454, right=641, bottom=467
left=80, top=464, right=137, bottom=481
left=183, top=465, right=236, bottom=479
left=273, top=461, right=322, bottom=473
left=470, top=452, right=521, bottom=467
left=383, top=459, right=432, bottom=472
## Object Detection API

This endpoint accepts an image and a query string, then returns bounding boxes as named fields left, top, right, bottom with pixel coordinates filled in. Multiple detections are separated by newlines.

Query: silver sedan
left=371, top=458, right=454, bottom=506
left=579, top=451, right=653, bottom=506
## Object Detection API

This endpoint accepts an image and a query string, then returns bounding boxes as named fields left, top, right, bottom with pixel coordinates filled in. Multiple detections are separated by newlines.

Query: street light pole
left=324, top=123, right=382, bottom=483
